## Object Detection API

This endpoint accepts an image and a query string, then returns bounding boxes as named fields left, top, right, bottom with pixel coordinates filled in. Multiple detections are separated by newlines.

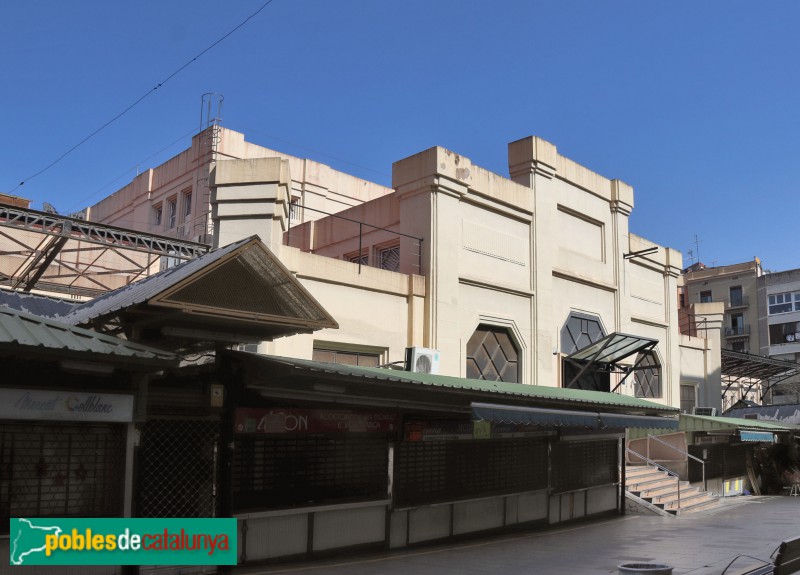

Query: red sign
left=234, top=408, right=397, bottom=434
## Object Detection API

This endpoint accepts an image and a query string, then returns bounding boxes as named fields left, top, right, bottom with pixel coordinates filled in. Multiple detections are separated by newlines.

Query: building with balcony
left=681, top=259, right=763, bottom=355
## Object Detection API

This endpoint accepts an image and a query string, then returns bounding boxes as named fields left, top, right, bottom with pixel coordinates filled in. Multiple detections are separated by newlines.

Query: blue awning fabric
left=471, top=402, right=678, bottom=430
left=739, top=430, right=775, bottom=443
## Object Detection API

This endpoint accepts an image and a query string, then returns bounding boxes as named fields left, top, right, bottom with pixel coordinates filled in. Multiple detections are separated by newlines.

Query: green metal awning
left=471, top=402, right=678, bottom=430
left=246, top=354, right=678, bottom=414
left=739, top=430, right=775, bottom=443
left=679, top=414, right=799, bottom=433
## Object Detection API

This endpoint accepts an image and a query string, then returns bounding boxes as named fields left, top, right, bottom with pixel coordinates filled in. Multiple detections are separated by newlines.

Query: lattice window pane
left=138, top=420, right=220, bottom=518
left=466, top=325, right=519, bottom=383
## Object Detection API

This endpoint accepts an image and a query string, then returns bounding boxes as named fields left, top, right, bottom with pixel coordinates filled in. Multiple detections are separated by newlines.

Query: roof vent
left=693, top=406, right=717, bottom=416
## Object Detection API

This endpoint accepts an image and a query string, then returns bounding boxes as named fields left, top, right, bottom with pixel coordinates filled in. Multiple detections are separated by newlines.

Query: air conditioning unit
left=693, top=407, right=717, bottom=416
left=405, top=347, right=440, bottom=374
left=724, top=328, right=734, bottom=336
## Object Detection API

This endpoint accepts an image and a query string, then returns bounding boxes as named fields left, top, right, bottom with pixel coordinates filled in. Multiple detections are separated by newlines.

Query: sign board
left=234, top=408, right=398, bottom=434
left=0, top=389, right=134, bottom=423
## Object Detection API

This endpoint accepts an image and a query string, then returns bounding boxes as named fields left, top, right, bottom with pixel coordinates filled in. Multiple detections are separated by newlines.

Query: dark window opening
left=313, top=348, right=381, bottom=367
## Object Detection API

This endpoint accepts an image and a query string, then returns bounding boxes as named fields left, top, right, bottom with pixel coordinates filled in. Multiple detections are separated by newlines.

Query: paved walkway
left=237, top=496, right=800, bottom=575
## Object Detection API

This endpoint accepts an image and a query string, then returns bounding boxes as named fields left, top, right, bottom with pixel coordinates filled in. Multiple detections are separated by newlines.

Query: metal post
left=358, top=223, right=363, bottom=274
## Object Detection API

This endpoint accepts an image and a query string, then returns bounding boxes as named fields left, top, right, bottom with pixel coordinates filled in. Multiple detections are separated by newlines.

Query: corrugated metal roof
left=254, top=355, right=679, bottom=414
left=62, top=237, right=253, bottom=326
left=0, top=307, right=176, bottom=365
left=679, top=413, right=800, bottom=432
left=0, top=288, right=77, bottom=318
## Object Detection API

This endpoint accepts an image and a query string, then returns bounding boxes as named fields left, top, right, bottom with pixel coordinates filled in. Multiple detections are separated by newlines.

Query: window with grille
left=183, top=189, right=192, bottom=219
left=233, top=434, right=388, bottom=511
left=1, top=423, right=126, bottom=533
left=167, top=196, right=177, bottom=229
left=348, top=252, right=368, bottom=266
left=379, top=246, right=400, bottom=272
left=466, top=325, right=519, bottom=382
left=393, top=437, right=548, bottom=507
left=313, top=348, right=381, bottom=367
left=153, top=204, right=163, bottom=227
left=289, top=196, right=301, bottom=223
left=633, top=351, right=662, bottom=398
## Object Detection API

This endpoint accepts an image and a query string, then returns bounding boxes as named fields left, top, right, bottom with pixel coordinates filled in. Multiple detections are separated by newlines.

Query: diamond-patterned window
left=466, top=325, right=519, bottom=383
left=560, top=312, right=608, bottom=390
left=560, top=312, right=605, bottom=354
left=633, top=351, right=661, bottom=398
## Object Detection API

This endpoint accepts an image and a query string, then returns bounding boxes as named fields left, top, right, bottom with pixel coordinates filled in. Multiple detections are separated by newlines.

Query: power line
left=62, top=126, right=199, bottom=213
left=9, top=0, right=276, bottom=194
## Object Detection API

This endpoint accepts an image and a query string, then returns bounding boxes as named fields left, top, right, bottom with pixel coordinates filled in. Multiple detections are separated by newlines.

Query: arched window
left=560, top=312, right=605, bottom=354
left=466, top=325, right=519, bottom=382
left=560, top=312, right=608, bottom=390
left=633, top=351, right=661, bottom=398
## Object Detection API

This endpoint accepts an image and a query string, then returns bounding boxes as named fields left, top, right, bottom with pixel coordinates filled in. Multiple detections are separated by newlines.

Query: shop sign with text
left=235, top=408, right=397, bottom=434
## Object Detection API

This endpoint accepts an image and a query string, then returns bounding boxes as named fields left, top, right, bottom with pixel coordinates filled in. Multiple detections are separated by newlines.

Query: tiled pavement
left=237, top=496, right=800, bottom=575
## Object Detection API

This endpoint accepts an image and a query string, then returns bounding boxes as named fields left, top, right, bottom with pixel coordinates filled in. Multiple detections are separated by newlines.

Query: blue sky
left=3, top=1, right=798, bottom=271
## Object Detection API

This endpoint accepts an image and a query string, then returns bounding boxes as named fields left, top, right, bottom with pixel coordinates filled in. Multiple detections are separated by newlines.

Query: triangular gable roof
left=62, top=236, right=338, bottom=349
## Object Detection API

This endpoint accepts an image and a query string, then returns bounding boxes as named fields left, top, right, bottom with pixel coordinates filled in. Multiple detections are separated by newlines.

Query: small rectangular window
left=379, top=246, right=400, bottom=272
left=289, top=197, right=301, bottom=223
left=699, top=291, right=712, bottom=303
left=153, top=204, right=163, bottom=227
left=167, top=197, right=177, bottom=229
left=183, top=190, right=192, bottom=219
left=313, top=348, right=381, bottom=367
left=349, top=253, right=368, bottom=266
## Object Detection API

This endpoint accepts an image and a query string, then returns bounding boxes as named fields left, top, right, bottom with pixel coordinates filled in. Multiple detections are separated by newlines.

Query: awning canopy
left=471, top=402, right=678, bottom=430
left=721, top=349, right=800, bottom=400
left=739, top=430, right=775, bottom=443
left=564, top=332, right=658, bottom=391
left=566, top=332, right=658, bottom=364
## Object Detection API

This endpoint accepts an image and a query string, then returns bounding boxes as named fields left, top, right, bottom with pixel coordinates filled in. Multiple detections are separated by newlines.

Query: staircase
left=626, top=465, right=720, bottom=515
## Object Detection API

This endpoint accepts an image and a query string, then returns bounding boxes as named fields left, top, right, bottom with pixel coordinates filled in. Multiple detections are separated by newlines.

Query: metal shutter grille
left=233, top=434, right=388, bottom=512
left=551, top=439, right=617, bottom=492
left=394, top=437, right=548, bottom=507
left=0, top=423, right=125, bottom=533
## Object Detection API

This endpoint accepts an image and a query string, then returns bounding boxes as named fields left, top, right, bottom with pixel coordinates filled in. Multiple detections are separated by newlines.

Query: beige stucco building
left=83, top=126, right=722, bottom=412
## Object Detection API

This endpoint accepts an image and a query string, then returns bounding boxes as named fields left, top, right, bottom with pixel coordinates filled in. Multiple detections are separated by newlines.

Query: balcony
left=725, top=295, right=749, bottom=309
left=724, top=325, right=750, bottom=338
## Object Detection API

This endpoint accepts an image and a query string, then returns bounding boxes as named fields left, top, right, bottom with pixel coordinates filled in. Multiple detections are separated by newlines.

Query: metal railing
left=286, top=203, right=424, bottom=275
left=646, top=434, right=706, bottom=492
left=626, top=447, right=682, bottom=510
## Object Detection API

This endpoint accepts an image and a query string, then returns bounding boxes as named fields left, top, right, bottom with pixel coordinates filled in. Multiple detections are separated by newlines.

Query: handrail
left=626, top=447, right=681, bottom=511
left=647, top=434, right=707, bottom=492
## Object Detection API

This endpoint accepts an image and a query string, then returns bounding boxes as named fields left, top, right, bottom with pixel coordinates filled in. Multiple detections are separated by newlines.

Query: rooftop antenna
left=687, top=249, right=694, bottom=265
left=692, top=234, right=702, bottom=265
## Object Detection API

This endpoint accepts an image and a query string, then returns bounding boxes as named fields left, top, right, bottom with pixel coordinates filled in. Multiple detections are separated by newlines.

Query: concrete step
left=666, top=494, right=720, bottom=514
left=626, top=465, right=664, bottom=479
left=628, top=476, right=677, bottom=492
